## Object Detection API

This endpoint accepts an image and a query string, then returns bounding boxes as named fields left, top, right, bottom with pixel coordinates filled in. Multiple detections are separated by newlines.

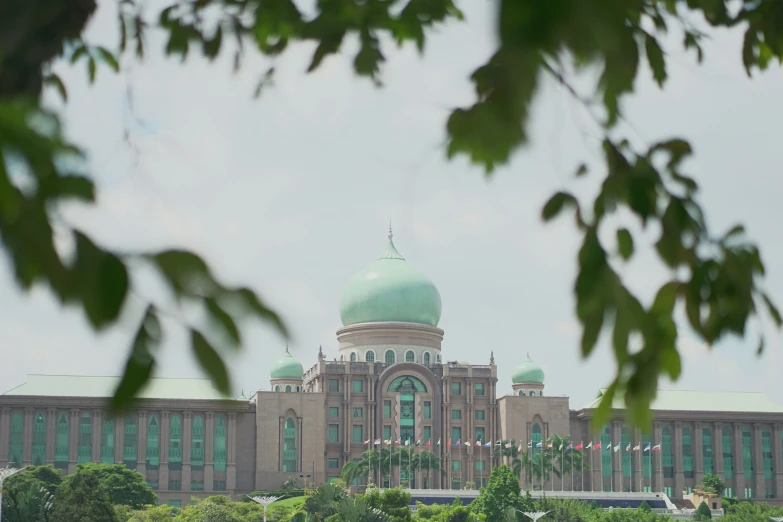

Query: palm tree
left=1, top=483, right=53, bottom=522
left=342, top=448, right=393, bottom=487
left=335, top=497, right=388, bottom=522
left=410, top=450, right=442, bottom=489
left=302, top=482, right=347, bottom=520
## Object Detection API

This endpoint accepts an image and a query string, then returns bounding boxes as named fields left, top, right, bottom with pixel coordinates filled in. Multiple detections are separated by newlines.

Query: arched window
left=405, top=351, right=415, bottom=363
left=742, top=426, right=753, bottom=481
left=387, top=375, right=428, bottom=393
left=518, top=390, right=524, bottom=396
left=350, top=352, right=357, bottom=362
left=123, top=414, right=138, bottom=468
left=32, top=412, right=46, bottom=466
left=192, top=414, right=205, bottom=469
left=662, top=426, right=673, bottom=479
left=365, top=351, right=375, bottom=363
left=274, top=385, right=281, bottom=392
left=9, top=412, right=22, bottom=467
left=214, top=414, right=227, bottom=472
left=101, top=418, right=114, bottom=464
left=285, top=385, right=292, bottom=393
left=78, top=412, right=92, bottom=464
left=296, top=386, right=301, bottom=392
left=283, top=418, right=297, bottom=472
left=436, top=354, right=442, bottom=363
left=423, top=352, right=431, bottom=365
left=763, top=427, right=773, bottom=480
left=168, top=414, right=182, bottom=469
left=529, top=391, right=535, bottom=396
left=722, top=427, right=734, bottom=480
left=55, top=413, right=69, bottom=470
left=146, top=415, right=159, bottom=469
left=385, top=350, right=395, bottom=364
left=683, top=426, right=693, bottom=478
left=702, top=427, right=713, bottom=475
left=532, top=423, right=542, bottom=459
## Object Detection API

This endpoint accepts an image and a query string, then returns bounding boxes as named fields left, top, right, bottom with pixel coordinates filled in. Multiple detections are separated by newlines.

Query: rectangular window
left=452, top=460, right=462, bottom=471
left=452, top=410, right=462, bottom=420
left=475, top=410, right=485, bottom=420
left=168, top=480, right=181, bottom=491
left=383, top=401, right=392, bottom=419
left=475, top=427, right=485, bottom=444
left=475, top=460, right=486, bottom=471
left=352, top=408, right=363, bottom=418
left=383, top=425, right=391, bottom=442
left=664, top=487, right=673, bottom=497
left=190, top=480, right=204, bottom=491
left=146, top=480, right=159, bottom=490
left=214, top=480, right=226, bottom=491
left=328, top=424, right=339, bottom=443
left=423, top=426, right=432, bottom=445
left=451, top=382, right=462, bottom=395
left=328, top=407, right=339, bottom=417
left=474, top=383, right=485, bottom=396
left=725, top=487, right=733, bottom=498
left=451, top=427, right=462, bottom=443
left=451, top=478, right=461, bottom=490
left=170, top=500, right=182, bottom=508
left=328, top=458, right=339, bottom=469
left=744, top=488, right=754, bottom=499
left=352, top=380, right=363, bottom=393
left=423, top=401, right=431, bottom=419
left=328, top=379, right=340, bottom=392
left=352, top=425, right=363, bottom=444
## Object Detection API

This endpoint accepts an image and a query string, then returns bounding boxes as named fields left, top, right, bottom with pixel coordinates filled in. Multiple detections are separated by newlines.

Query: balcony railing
left=123, top=447, right=137, bottom=460
left=101, top=446, right=114, bottom=457
left=191, top=448, right=205, bottom=459
left=146, top=447, right=160, bottom=458
left=284, top=428, right=296, bottom=438
left=78, top=446, right=92, bottom=456
left=169, top=447, right=182, bottom=459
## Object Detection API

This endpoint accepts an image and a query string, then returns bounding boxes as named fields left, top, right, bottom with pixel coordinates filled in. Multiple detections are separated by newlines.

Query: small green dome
left=512, top=354, right=545, bottom=384
left=339, top=230, right=442, bottom=327
left=270, top=348, right=303, bottom=380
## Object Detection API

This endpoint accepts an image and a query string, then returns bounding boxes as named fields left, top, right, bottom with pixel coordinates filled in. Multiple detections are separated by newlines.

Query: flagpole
left=561, top=441, right=565, bottom=491
left=610, top=445, right=613, bottom=493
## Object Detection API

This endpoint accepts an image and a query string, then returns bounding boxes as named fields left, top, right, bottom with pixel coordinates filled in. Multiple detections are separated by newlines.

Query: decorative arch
left=55, top=412, right=69, bottom=469
left=214, top=414, right=227, bottom=472
left=722, top=427, right=734, bottom=479
left=405, top=350, right=415, bottom=363
left=365, top=350, right=375, bottom=363
left=282, top=417, right=297, bottom=472
left=683, top=426, right=693, bottom=478
left=702, top=426, right=713, bottom=475
left=296, top=385, right=301, bottom=392
left=662, top=425, right=673, bottom=479
left=601, top=424, right=612, bottom=479
left=285, top=384, right=292, bottom=393
left=101, top=417, right=115, bottom=464
left=78, top=412, right=92, bottom=464
left=350, top=352, right=357, bottom=362
left=436, top=354, right=441, bottom=363
left=385, top=350, right=396, bottom=364
left=192, top=414, right=205, bottom=468
left=529, top=391, right=535, bottom=396
left=518, top=390, right=524, bottom=396
left=762, top=427, right=773, bottom=480
left=9, top=411, right=22, bottom=467
left=423, top=352, right=431, bottom=365
left=531, top=423, right=542, bottom=458
left=387, top=375, right=428, bottom=393
left=742, top=426, right=753, bottom=481
left=274, top=385, right=281, bottom=392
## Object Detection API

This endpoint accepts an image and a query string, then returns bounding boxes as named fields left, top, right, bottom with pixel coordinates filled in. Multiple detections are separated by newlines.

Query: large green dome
left=270, top=348, right=303, bottom=379
left=339, top=231, right=442, bottom=327
left=512, top=354, right=545, bottom=384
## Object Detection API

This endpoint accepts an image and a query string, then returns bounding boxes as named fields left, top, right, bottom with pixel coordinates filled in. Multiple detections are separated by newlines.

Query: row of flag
left=363, top=438, right=664, bottom=452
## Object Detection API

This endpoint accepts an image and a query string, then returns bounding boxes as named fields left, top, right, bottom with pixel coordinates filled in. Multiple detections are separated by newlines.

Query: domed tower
left=270, top=347, right=304, bottom=392
left=336, top=227, right=444, bottom=365
left=511, top=353, right=545, bottom=396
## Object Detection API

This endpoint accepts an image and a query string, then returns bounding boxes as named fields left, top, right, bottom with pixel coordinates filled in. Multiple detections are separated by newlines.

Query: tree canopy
left=65, top=463, right=156, bottom=508
left=49, top=468, right=119, bottom=522
left=2, top=0, right=782, bottom=422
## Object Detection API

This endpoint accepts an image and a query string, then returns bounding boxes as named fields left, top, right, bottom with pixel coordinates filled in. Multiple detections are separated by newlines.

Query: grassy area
left=271, top=496, right=306, bottom=509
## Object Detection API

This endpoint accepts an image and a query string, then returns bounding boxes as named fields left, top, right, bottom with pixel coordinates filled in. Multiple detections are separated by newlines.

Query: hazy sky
left=2, top=1, right=783, bottom=408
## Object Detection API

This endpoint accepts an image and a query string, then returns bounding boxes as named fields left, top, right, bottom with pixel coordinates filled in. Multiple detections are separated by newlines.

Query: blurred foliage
left=1, top=0, right=782, bottom=421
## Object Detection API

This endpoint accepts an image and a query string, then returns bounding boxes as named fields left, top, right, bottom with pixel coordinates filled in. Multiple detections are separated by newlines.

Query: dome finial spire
left=388, top=221, right=393, bottom=241
left=285, top=344, right=290, bottom=355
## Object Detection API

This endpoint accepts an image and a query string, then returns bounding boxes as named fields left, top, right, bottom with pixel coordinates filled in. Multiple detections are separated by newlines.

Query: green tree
left=696, top=501, right=712, bottom=520
left=1, top=483, right=53, bottom=522
left=118, top=504, right=179, bottom=522
left=65, top=463, right=156, bottom=508
left=361, top=487, right=412, bottom=522
left=638, top=500, right=652, bottom=512
left=722, top=500, right=783, bottom=522
left=302, top=482, right=348, bottom=521
left=3, top=465, right=62, bottom=497
left=410, top=451, right=442, bottom=489
left=49, top=469, right=119, bottom=522
left=470, top=466, right=532, bottom=522
left=698, top=474, right=726, bottom=497
left=3, top=0, right=783, bottom=422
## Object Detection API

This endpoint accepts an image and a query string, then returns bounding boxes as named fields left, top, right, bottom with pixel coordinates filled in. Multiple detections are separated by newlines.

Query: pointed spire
left=378, top=225, right=405, bottom=260
left=285, top=344, right=290, bottom=355
left=318, top=345, right=324, bottom=359
left=490, top=351, right=495, bottom=364
left=388, top=221, right=393, bottom=241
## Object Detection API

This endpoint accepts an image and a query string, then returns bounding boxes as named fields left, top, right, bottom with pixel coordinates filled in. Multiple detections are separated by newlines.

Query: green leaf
left=234, top=288, right=289, bottom=338
left=70, top=45, right=88, bottom=64
left=253, top=67, right=275, bottom=99
left=152, top=249, right=214, bottom=297
left=541, top=191, right=578, bottom=222
left=575, top=163, right=588, bottom=177
left=44, top=74, right=68, bottom=102
left=659, top=345, right=682, bottom=380
left=111, top=306, right=161, bottom=411
left=651, top=282, right=680, bottom=315
left=87, top=57, right=97, bottom=83
left=761, top=292, right=782, bottom=327
left=205, top=297, right=241, bottom=345
left=73, top=232, right=129, bottom=329
left=645, top=34, right=667, bottom=87
left=203, top=26, right=223, bottom=60
left=96, top=46, right=120, bottom=72
left=191, top=329, right=230, bottom=394
left=757, top=336, right=765, bottom=356
left=723, top=224, right=745, bottom=241
left=616, top=228, right=633, bottom=260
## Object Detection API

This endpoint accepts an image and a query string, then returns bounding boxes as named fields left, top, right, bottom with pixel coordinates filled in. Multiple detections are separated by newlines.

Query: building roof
left=511, top=354, right=545, bottom=384
left=580, top=388, right=783, bottom=413
left=270, top=347, right=304, bottom=380
left=2, top=374, right=236, bottom=401
left=339, top=229, right=442, bottom=327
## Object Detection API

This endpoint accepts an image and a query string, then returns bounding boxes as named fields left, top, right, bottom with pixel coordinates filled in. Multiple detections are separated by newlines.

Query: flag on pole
left=566, top=443, right=573, bottom=450
left=643, top=443, right=651, bottom=452
left=416, top=440, right=421, bottom=446
left=586, top=441, right=593, bottom=449
left=385, top=439, right=391, bottom=445
left=484, top=441, right=491, bottom=448
left=475, top=441, right=481, bottom=447
left=625, top=443, right=631, bottom=452
left=594, top=442, right=601, bottom=450
left=536, top=442, right=543, bottom=448
left=374, top=439, right=381, bottom=445
left=613, top=444, right=620, bottom=452
left=547, top=441, right=553, bottom=449
left=575, top=442, right=583, bottom=450
left=405, top=439, right=410, bottom=446
left=437, top=438, right=441, bottom=446
left=425, top=439, right=431, bottom=447
left=456, top=439, right=461, bottom=447
left=633, top=444, right=640, bottom=451
left=395, top=438, right=401, bottom=445
left=447, top=439, right=451, bottom=448
left=527, top=441, right=533, bottom=448
left=518, top=441, right=523, bottom=452
left=505, top=442, right=512, bottom=449
left=364, top=439, right=371, bottom=445
left=465, top=440, right=471, bottom=446
left=559, top=443, right=564, bottom=451
left=652, top=444, right=661, bottom=451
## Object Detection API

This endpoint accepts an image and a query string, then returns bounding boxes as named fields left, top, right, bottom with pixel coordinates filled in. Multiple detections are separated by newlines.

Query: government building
left=1, top=231, right=782, bottom=507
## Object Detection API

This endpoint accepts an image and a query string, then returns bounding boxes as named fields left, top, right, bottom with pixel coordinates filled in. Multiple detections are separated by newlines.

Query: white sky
left=2, top=1, right=782, bottom=408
